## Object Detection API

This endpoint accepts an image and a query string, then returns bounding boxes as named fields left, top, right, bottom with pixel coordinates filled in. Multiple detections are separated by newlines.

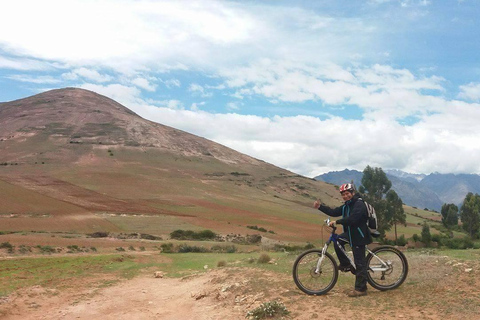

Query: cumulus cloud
left=62, top=68, right=113, bottom=83
left=125, top=100, right=480, bottom=176
left=131, top=77, right=156, bottom=91
left=7, top=74, right=61, bottom=84
left=458, top=82, right=480, bottom=102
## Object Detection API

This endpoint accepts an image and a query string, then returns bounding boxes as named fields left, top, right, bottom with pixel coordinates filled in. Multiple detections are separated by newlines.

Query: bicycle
left=292, top=218, right=408, bottom=295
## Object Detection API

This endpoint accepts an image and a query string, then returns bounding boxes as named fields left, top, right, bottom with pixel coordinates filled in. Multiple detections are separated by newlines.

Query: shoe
left=347, top=290, right=367, bottom=297
left=339, top=265, right=352, bottom=272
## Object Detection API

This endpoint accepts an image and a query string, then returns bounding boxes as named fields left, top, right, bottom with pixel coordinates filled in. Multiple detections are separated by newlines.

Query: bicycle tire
left=366, top=245, right=408, bottom=291
left=292, top=249, right=338, bottom=295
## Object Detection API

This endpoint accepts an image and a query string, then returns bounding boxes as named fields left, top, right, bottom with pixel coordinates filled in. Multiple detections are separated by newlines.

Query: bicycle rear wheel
left=292, top=249, right=338, bottom=295
left=366, top=245, right=408, bottom=291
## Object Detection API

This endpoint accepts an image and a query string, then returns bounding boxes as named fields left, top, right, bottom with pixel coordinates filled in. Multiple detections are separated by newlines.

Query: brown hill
left=0, top=87, right=258, bottom=165
left=0, top=88, right=341, bottom=245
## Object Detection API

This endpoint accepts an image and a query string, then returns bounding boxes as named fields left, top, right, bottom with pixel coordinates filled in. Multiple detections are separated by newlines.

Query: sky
left=1, top=0, right=480, bottom=177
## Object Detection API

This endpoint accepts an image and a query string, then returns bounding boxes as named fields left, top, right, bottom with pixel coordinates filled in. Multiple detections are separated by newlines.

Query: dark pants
left=334, top=233, right=368, bottom=292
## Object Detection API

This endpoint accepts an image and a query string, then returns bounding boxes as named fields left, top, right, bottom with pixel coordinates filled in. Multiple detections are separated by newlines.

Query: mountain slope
left=315, top=169, right=444, bottom=211
left=0, top=88, right=342, bottom=243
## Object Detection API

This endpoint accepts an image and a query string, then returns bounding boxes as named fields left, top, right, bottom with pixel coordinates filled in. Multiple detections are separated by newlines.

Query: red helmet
left=339, top=183, right=355, bottom=193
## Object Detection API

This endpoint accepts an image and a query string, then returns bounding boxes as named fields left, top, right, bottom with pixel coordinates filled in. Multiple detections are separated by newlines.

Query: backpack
left=359, top=198, right=379, bottom=236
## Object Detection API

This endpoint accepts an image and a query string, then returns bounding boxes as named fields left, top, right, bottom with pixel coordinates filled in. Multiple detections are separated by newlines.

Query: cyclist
left=313, top=183, right=372, bottom=297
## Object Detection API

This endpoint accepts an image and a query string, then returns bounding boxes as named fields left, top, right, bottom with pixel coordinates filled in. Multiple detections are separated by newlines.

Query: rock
left=465, top=268, right=473, bottom=273
left=154, top=271, right=164, bottom=278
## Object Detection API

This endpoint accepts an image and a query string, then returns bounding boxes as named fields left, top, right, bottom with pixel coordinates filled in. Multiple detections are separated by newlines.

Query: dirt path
left=2, top=270, right=245, bottom=320
left=2, top=254, right=479, bottom=320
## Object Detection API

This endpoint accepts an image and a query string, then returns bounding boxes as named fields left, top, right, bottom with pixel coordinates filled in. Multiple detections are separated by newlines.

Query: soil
left=2, top=253, right=479, bottom=320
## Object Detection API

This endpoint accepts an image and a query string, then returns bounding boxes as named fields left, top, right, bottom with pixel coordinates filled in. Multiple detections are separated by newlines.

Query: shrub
left=170, top=229, right=216, bottom=240
left=247, top=234, right=262, bottom=244
left=217, top=260, right=227, bottom=267
left=88, top=231, right=109, bottom=238
left=116, top=247, right=126, bottom=252
left=160, top=243, right=174, bottom=253
left=177, top=244, right=209, bottom=253
left=257, top=253, right=271, bottom=264
left=396, top=235, right=407, bottom=246
left=36, top=245, right=55, bottom=254
left=211, top=245, right=237, bottom=253
left=441, top=237, right=475, bottom=249
left=246, top=300, right=290, bottom=320
left=18, top=245, right=32, bottom=254
left=128, top=246, right=136, bottom=251
left=140, top=233, right=162, bottom=240
left=0, top=242, right=14, bottom=253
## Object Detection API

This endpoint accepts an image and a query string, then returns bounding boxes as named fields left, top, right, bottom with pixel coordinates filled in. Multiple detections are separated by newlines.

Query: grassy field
left=2, top=247, right=480, bottom=319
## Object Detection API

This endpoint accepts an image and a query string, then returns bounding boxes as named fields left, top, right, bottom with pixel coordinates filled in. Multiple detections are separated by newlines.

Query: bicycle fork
left=314, top=243, right=330, bottom=274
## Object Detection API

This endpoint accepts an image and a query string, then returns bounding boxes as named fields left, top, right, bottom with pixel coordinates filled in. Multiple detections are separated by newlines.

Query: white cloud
left=0, top=56, right=55, bottom=71
left=118, top=95, right=480, bottom=176
left=226, top=102, right=240, bottom=111
left=458, top=82, right=480, bottom=102
left=7, top=74, right=61, bottom=84
left=162, top=79, right=181, bottom=88
left=62, top=67, right=113, bottom=83
left=131, top=77, right=156, bottom=91
left=189, top=83, right=212, bottom=97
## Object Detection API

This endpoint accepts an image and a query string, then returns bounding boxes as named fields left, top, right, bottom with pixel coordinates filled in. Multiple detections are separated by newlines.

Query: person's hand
left=328, top=220, right=336, bottom=228
left=313, top=200, right=321, bottom=209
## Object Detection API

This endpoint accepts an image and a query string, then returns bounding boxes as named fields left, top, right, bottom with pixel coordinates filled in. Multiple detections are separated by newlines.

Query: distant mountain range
left=314, top=169, right=480, bottom=211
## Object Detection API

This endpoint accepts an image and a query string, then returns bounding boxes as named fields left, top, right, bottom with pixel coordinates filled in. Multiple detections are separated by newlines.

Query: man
left=313, top=183, right=372, bottom=297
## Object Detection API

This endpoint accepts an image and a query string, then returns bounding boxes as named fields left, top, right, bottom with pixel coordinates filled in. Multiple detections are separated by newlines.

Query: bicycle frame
left=320, top=220, right=392, bottom=274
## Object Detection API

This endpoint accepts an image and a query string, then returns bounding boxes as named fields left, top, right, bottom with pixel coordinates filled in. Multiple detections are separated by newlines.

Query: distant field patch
left=100, top=213, right=204, bottom=235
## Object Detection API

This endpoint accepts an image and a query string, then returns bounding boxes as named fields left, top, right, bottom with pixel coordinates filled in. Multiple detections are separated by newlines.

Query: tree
left=359, top=166, right=392, bottom=203
left=385, top=189, right=406, bottom=243
left=440, top=203, right=459, bottom=228
left=421, top=222, right=432, bottom=246
left=460, top=192, right=480, bottom=238
left=359, top=166, right=394, bottom=237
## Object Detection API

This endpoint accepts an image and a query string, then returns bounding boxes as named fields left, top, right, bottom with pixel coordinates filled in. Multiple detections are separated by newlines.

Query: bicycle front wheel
left=366, top=245, right=408, bottom=291
left=292, top=249, right=338, bottom=295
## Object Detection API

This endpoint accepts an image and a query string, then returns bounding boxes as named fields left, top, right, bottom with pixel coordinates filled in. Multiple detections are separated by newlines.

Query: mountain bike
left=292, top=218, right=408, bottom=295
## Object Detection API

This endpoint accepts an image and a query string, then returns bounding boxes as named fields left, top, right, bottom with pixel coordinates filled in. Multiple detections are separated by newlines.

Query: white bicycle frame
left=315, top=219, right=392, bottom=274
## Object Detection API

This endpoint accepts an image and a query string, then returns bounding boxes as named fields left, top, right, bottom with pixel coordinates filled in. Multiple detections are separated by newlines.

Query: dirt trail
left=2, top=254, right=479, bottom=320
left=2, top=270, right=244, bottom=320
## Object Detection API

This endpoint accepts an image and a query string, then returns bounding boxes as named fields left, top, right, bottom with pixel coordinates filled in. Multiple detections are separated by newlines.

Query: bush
left=170, top=229, right=216, bottom=241
left=177, top=244, right=209, bottom=253
left=211, top=245, right=237, bottom=253
left=36, top=245, right=55, bottom=254
left=116, top=247, right=126, bottom=252
left=246, top=300, right=290, bottom=320
left=88, top=231, right=109, bottom=238
left=140, top=233, right=162, bottom=240
left=18, top=245, right=32, bottom=254
left=160, top=243, right=174, bottom=253
left=257, top=253, right=271, bottom=264
left=441, top=237, right=475, bottom=249
left=0, top=242, right=14, bottom=253
left=217, top=260, right=227, bottom=267
left=396, top=235, right=407, bottom=246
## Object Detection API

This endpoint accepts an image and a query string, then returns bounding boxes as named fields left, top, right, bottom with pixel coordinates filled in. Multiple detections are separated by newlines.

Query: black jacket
left=318, top=194, right=372, bottom=246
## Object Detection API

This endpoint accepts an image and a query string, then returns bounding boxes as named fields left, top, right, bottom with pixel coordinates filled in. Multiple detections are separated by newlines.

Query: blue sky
left=1, top=0, right=480, bottom=177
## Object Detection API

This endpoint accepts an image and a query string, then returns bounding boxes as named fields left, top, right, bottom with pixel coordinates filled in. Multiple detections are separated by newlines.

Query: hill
left=0, top=88, right=343, bottom=245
